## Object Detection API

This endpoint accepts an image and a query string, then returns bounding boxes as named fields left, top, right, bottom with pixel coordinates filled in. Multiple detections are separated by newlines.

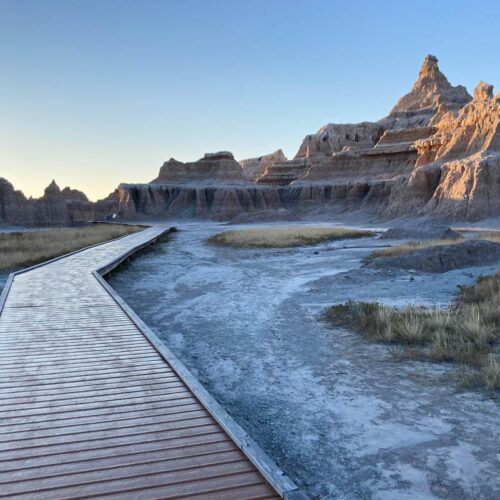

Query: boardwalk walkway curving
left=0, top=226, right=300, bottom=499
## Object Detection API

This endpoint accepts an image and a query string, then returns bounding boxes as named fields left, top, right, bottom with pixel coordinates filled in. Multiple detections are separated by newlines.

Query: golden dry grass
left=208, top=226, right=374, bottom=248
left=369, top=238, right=464, bottom=259
left=0, top=224, right=144, bottom=271
left=369, top=230, right=500, bottom=260
left=325, top=272, right=500, bottom=391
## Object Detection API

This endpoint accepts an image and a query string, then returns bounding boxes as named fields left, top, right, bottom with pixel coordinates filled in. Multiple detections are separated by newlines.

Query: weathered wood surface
left=0, top=227, right=284, bottom=499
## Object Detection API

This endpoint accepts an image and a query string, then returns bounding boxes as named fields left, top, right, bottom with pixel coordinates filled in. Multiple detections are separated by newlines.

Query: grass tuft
left=208, top=226, right=374, bottom=248
left=0, top=223, right=144, bottom=271
left=368, top=239, right=464, bottom=259
left=324, top=272, right=500, bottom=391
left=369, top=230, right=500, bottom=261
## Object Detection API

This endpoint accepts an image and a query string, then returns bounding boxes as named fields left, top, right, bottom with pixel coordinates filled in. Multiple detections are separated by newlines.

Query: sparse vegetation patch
left=324, top=272, right=500, bottom=390
left=367, top=238, right=464, bottom=259
left=369, top=230, right=500, bottom=260
left=208, top=226, right=374, bottom=248
left=0, top=223, right=144, bottom=271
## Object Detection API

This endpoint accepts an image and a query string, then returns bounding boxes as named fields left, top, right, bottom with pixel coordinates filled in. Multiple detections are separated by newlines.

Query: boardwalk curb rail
left=0, top=225, right=306, bottom=499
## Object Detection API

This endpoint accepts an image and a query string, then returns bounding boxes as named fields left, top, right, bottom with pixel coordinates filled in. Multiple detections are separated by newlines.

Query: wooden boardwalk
left=0, top=227, right=300, bottom=499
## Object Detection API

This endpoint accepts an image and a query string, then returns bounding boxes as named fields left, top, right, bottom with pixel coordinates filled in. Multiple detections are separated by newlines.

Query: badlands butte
left=2, top=54, right=500, bottom=226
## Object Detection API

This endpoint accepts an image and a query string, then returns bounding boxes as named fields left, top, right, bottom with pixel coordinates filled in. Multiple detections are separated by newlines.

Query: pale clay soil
left=106, top=221, right=500, bottom=500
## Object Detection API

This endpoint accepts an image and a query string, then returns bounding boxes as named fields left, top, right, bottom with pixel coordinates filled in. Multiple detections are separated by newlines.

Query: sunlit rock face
left=257, top=55, right=472, bottom=193
left=409, top=82, right=500, bottom=220
left=380, top=54, right=472, bottom=129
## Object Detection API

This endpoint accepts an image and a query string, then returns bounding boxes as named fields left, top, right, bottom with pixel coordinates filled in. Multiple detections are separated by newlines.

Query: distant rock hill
left=2, top=55, right=499, bottom=225
left=0, top=179, right=118, bottom=227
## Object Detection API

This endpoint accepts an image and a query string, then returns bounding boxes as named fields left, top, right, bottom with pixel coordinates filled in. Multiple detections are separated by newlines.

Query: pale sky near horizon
left=1, top=0, right=499, bottom=200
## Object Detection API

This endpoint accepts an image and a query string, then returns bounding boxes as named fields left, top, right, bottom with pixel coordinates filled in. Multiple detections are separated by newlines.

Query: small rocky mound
left=367, top=239, right=500, bottom=273
left=229, top=209, right=299, bottom=224
left=380, top=222, right=461, bottom=240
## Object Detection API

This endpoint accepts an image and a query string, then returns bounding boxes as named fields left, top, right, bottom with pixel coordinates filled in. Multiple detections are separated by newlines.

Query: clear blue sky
left=1, top=0, right=499, bottom=200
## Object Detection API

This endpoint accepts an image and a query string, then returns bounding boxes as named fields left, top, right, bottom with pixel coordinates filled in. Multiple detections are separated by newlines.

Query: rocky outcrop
left=254, top=55, right=472, bottom=198
left=295, top=143, right=417, bottom=184
left=367, top=240, right=500, bottom=273
left=380, top=54, right=471, bottom=130
left=294, top=122, right=385, bottom=159
left=151, top=152, right=245, bottom=184
left=117, top=70, right=499, bottom=223
left=115, top=183, right=284, bottom=221
left=240, top=150, right=287, bottom=181
left=375, top=126, right=436, bottom=148
left=115, top=180, right=399, bottom=221
left=0, top=179, right=117, bottom=227
left=0, top=178, right=34, bottom=226
left=4, top=56, right=497, bottom=225
left=257, top=158, right=309, bottom=185
left=406, top=81, right=500, bottom=220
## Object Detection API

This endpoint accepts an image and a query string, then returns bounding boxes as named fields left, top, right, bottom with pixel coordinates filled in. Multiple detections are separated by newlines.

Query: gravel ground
left=108, top=221, right=500, bottom=499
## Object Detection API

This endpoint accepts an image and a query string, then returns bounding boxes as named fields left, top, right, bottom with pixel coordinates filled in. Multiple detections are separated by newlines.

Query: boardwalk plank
left=0, top=227, right=284, bottom=499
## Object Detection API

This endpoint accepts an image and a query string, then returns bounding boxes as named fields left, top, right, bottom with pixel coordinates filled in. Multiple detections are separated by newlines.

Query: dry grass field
left=0, top=223, right=144, bottom=271
left=208, top=226, right=375, bottom=248
left=325, top=272, right=500, bottom=390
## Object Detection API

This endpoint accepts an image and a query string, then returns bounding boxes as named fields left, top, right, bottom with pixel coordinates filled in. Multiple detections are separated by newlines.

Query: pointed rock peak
left=473, top=81, right=494, bottom=101
left=419, top=54, right=440, bottom=78
left=44, top=180, right=61, bottom=196
left=389, top=55, right=471, bottom=116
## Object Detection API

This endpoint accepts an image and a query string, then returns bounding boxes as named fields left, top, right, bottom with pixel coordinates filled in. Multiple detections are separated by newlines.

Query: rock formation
left=381, top=54, right=471, bottom=129
left=294, top=122, right=385, bottom=159
left=151, top=152, right=245, bottom=184
left=239, top=150, right=287, bottom=181
left=3, top=55, right=498, bottom=225
left=99, top=56, right=500, bottom=223
left=0, top=178, right=35, bottom=226
left=256, top=158, right=309, bottom=185
left=256, top=55, right=471, bottom=192
left=408, top=81, right=500, bottom=219
left=0, top=179, right=118, bottom=227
